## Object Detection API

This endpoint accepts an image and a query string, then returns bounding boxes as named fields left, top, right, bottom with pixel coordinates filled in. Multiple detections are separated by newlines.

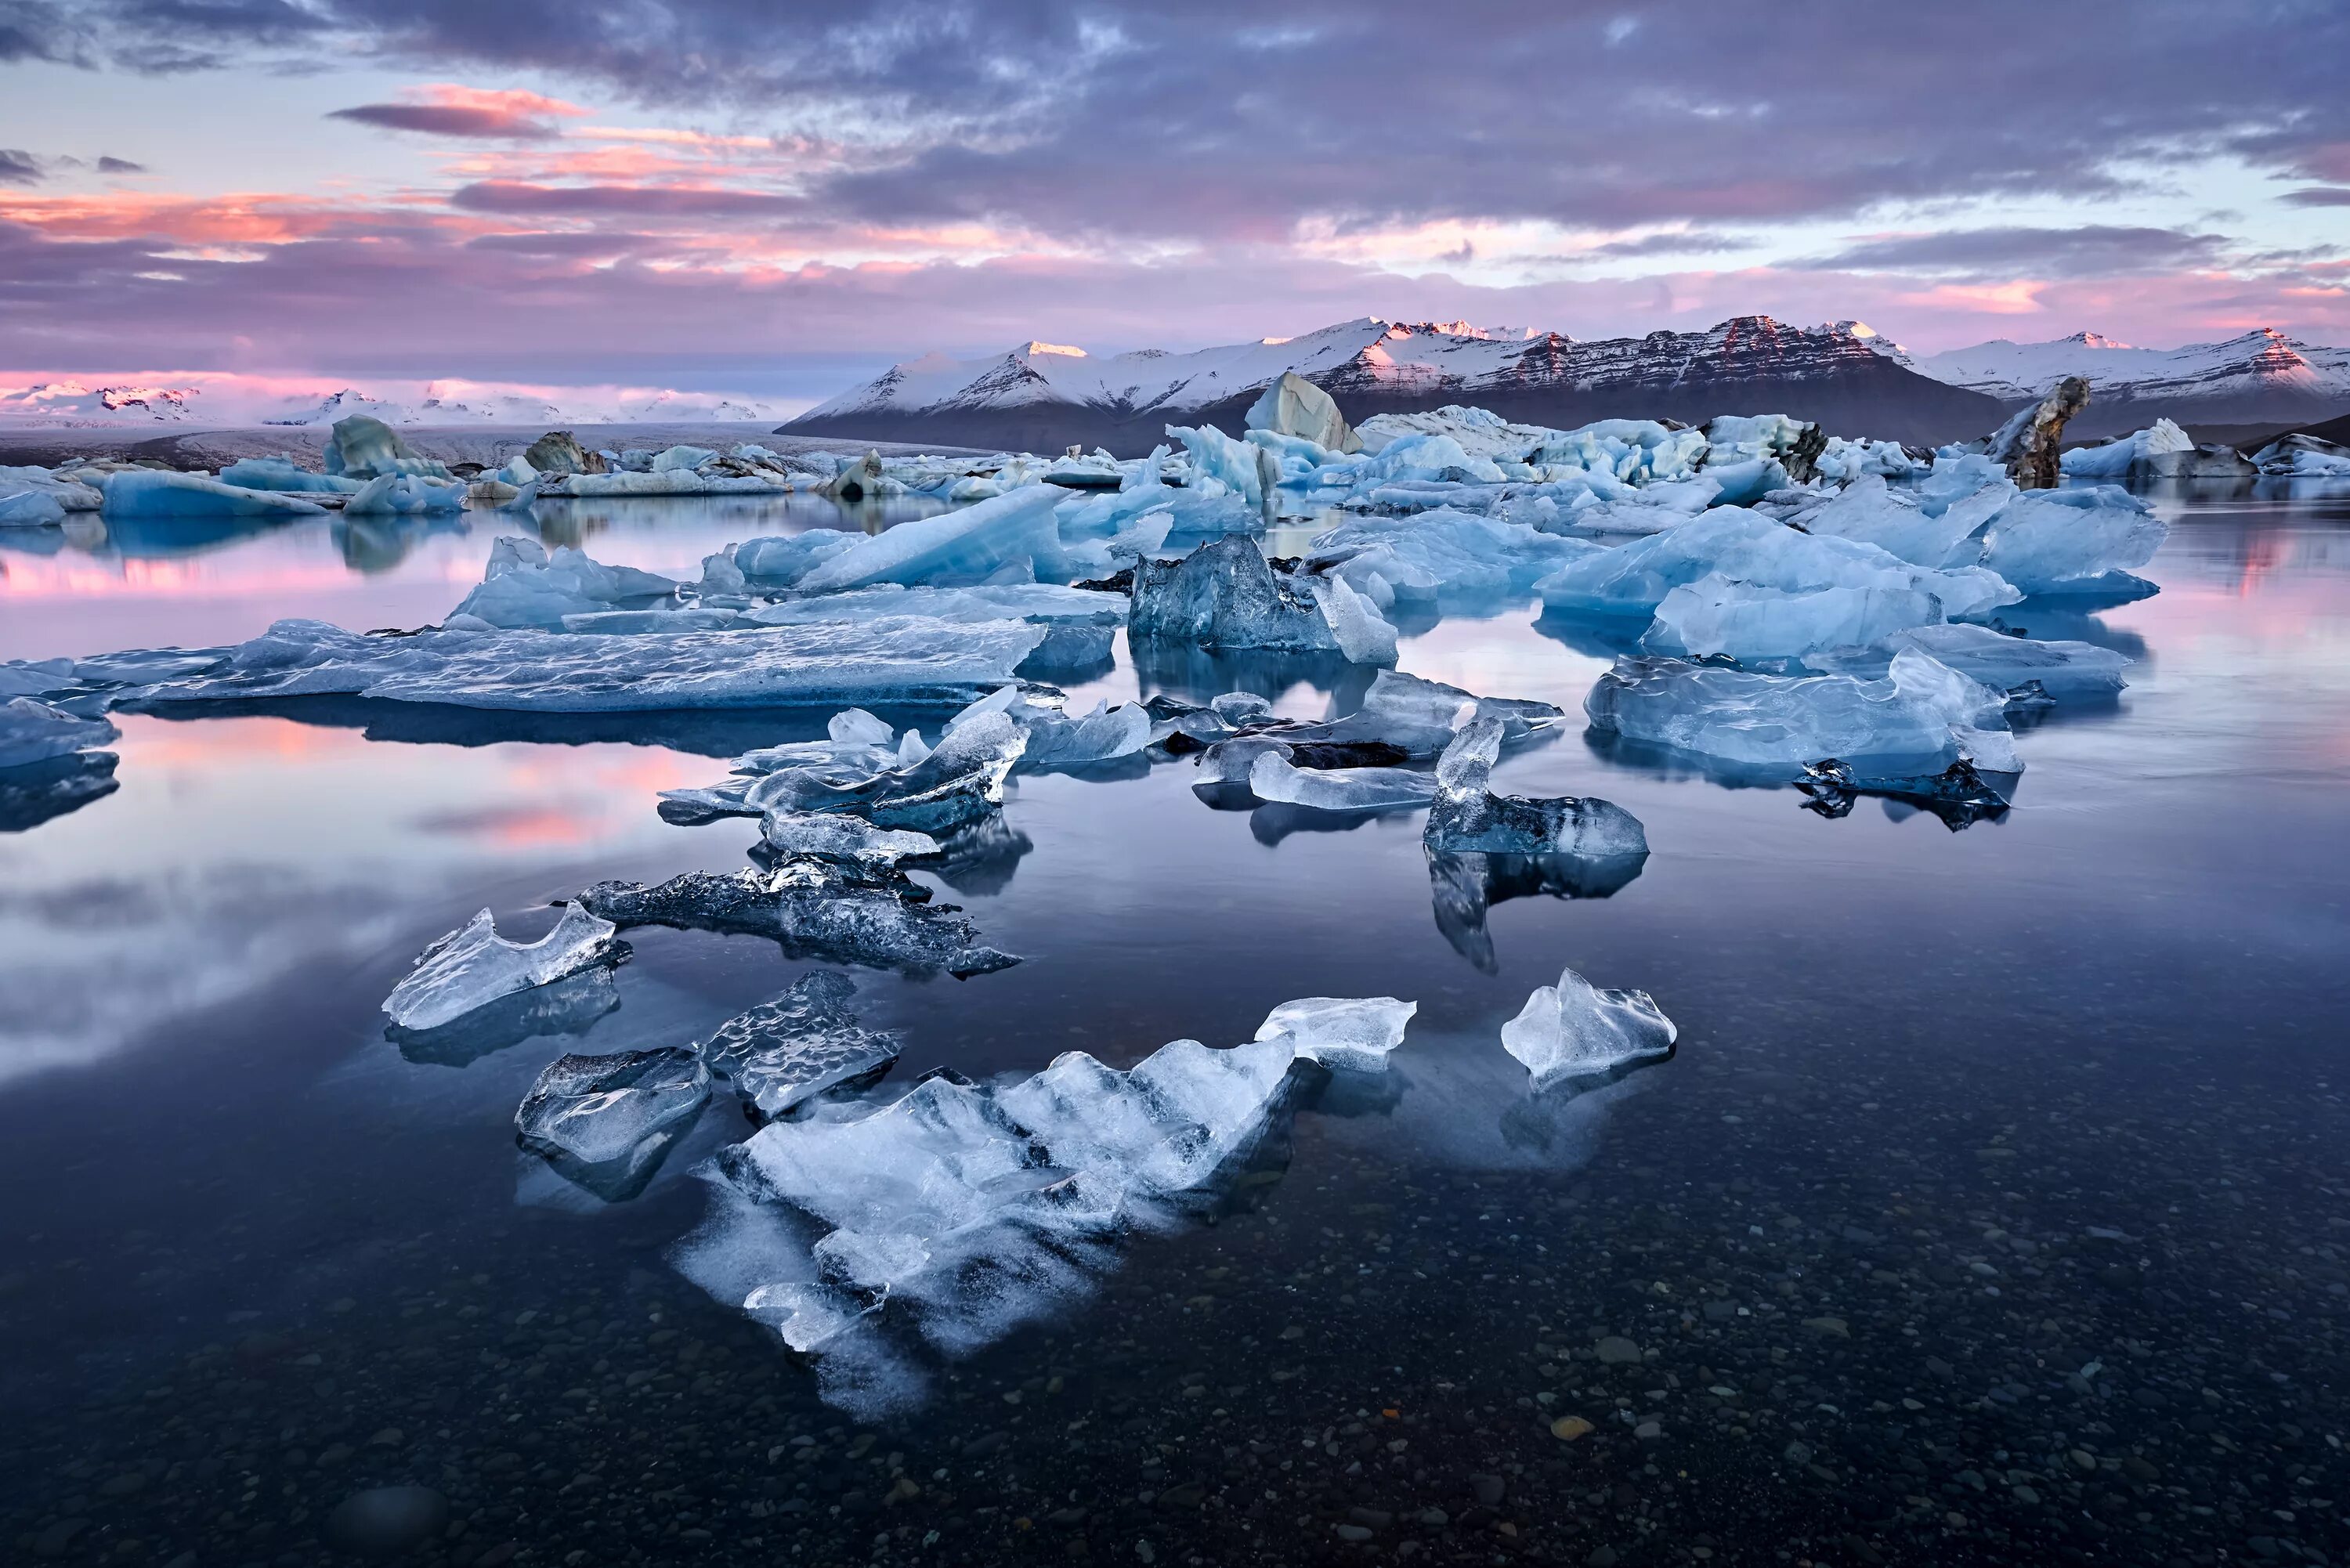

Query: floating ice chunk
left=1973, top=486, right=2166, bottom=594
left=1303, top=668, right=1562, bottom=759
left=515, top=1047, right=710, bottom=1201
left=1535, top=508, right=2017, bottom=623
left=761, top=812, right=939, bottom=867
left=345, top=472, right=468, bottom=516
left=1424, top=717, right=1648, bottom=856
left=1253, top=996, right=1415, bottom=1072
left=1167, top=422, right=1270, bottom=506
left=1502, top=965, right=1676, bottom=1089
left=2251, top=434, right=2350, bottom=478
left=1807, top=623, right=2129, bottom=699
left=0, top=489, right=67, bottom=527
left=0, top=464, right=103, bottom=513
left=128, top=616, right=1047, bottom=712
left=448, top=537, right=680, bottom=629
left=944, top=686, right=1150, bottom=770
left=2060, top=419, right=2193, bottom=479
left=99, top=471, right=327, bottom=520
left=1646, top=576, right=1946, bottom=660
left=1304, top=573, right=1399, bottom=664
left=383, top=905, right=626, bottom=1031
left=577, top=865, right=1018, bottom=977
left=322, top=414, right=451, bottom=480
left=1795, top=757, right=2012, bottom=830
left=652, top=444, right=719, bottom=471
left=1130, top=537, right=1332, bottom=650
left=1246, top=748, right=1434, bottom=811
left=1813, top=435, right=1928, bottom=484
left=1585, top=649, right=2018, bottom=771
left=797, top=485, right=1067, bottom=592
left=700, top=973, right=905, bottom=1122
left=539, top=468, right=790, bottom=497
left=0, top=697, right=118, bottom=770
left=216, top=457, right=363, bottom=494
left=1781, top=475, right=1994, bottom=569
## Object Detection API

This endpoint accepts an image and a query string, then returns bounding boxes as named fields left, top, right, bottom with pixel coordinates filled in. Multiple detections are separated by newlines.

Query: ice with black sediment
left=677, top=994, right=1412, bottom=1413
left=515, top=1047, right=711, bottom=1201
left=1502, top=966, right=1677, bottom=1089
left=381, top=905, right=627, bottom=1031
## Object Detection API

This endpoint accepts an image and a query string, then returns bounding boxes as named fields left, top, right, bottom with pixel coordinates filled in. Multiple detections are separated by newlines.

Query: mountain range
left=0, top=381, right=778, bottom=428
left=785, top=317, right=2350, bottom=453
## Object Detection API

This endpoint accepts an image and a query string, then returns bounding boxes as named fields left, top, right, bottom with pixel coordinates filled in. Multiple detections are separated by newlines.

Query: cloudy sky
left=2, top=0, right=2345, bottom=411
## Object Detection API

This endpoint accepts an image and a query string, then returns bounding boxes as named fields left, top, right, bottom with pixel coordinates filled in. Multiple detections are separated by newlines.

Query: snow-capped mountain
left=0, top=381, right=202, bottom=425
left=783, top=316, right=2005, bottom=453
left=263, top=388, right=573, bottom=426
left=1908, top=328, right=2350, bottom=436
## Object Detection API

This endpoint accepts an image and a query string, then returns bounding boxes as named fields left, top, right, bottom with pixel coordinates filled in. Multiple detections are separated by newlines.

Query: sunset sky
left=2, top=0, right=2346, bottom=412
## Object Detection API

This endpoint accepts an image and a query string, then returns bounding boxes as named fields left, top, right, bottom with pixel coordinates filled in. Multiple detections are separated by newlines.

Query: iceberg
left=1246, top=371, right=1360, bottom=453
left=1502, top=965, right=1677, bottom=1089
left=539, top=468, right=790, bottom=498
left=942, top=685, right=1151, bottom=771
left=1424, top=716, right=1648, bottom=856
left=216, top=457, right=363, bottom=494
left=0, top=697, right=119, bottom=771
left=1253, top=996, right=1415, bottom=1071
left=322, top=415, right=452, bottom=481
left=0, top=489, right=67, bottom=527
left=344, top=472, right=468, bottom=516
left=796, top=485, right=1068, bottom=592
left=576, top=864, right=1018, bottom=977
left=1, top=463, right=104, bottom=514
left=720, top=531, right=865, bottom=589
left=700, top=972, right=906, bottom=1122
left=1777, top=473, right=2001, bottom=569
left=1973, top=486, right=2167, bottom=595
left=1167, top=422, right=1272, bottom=507
left=385, top=966, right=620, bottom=1068
left=2251, top=433, right=2350, bottom=478
left=1807, top=622, right=2129, bottom=699
left=447, top=537, right=681, bottom=630
left=1303, top=506, right=1598, bottom=611
left=1585, top=648, right=2020, bottom=772
left=100, top=471, right=328, bottom=520
left=2059, top=419, right=2193, bottom=479
left=1130, top=536, right=1394, bottom=662
left=382, top=905, right=627, bottom=1032
left=125, top=615, right=1048, bottom=713
left=515, top=1047, right=711, bottom=1201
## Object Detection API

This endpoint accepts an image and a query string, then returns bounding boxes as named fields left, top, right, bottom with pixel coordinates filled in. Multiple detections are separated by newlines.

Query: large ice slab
left=1303, top=506, right=1598, bottom=612
left=700, top=972, right=905, bottom=1122
left=683, top=992, right=1412, bottom=1412
left=1585, top=648, right=2019, bottom=772
left=1130, top=536, right=1394, bottom=663
left=0, top=464, right=103, bottom=514
left=217, top=456, right=363, bottom=494
left=382, top=905, right=627, bottom=1032
left=746, top=583, right=1126, bottom=630
left=323, top=414, right=452, bottom=481
left=1502, top=965, right=1677, bottom=1089
left=1973, top=486, right=2167, bottom=595
left=100, top=471, right=328, bottom=520
left=1646, top=576, right=1946, bottom=660
left=1425, top=717, right=1648, bottom=856
left=515, top=1047, right=710, bottom=1201
left=125, top=616, right=1047, bottom=712
left=0, top=698, right=119, bottom=771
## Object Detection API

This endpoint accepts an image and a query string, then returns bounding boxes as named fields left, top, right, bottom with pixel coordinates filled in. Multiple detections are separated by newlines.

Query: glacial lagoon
left=2, top=481, right=2348, bottom=1565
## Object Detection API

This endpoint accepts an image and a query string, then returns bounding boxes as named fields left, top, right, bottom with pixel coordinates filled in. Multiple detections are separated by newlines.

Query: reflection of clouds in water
left=0, top=865, right=401, bottom=1085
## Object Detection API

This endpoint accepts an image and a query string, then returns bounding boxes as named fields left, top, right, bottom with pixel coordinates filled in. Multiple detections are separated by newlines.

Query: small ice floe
left=699, top=971, right=905, bottom=1122
left=515, top=1047, right=711, bottom=1201
left=1424, top=716, right=1648, bottom=857
left=381, top=905, right=627, bottom=1032
left=0, top=697, right=118, bottom=771
left=1502, top=965, right=1677, bottom=1089
left=1253, top=996, right=1415, bottom=1072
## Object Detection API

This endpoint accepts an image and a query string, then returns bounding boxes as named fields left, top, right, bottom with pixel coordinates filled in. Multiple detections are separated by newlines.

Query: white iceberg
left=1973, top=486, right=2167, bottom=594
left=2059, top=419, right=2193, bottom=479
left=796, top=485, right=1068, bottom=592
left=1502, top=965, right=1676, bottom=1089
left=447, top=537, right=681, bottom=630
left=1303, top=506, right=1599, bottom=609
left=344, top=472, right=468, bottom=516
left=383, top=905, right=624, bottom=1032
left=1646, top=576, right=1947, bottom=661
left=216, top=457, right=363, bottom=494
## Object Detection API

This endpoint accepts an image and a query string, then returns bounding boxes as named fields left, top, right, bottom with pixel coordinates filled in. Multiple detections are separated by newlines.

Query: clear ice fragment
left=1501, top=966, right=1677, bottom=1089
left=381, top=904, right=624, bottom=1031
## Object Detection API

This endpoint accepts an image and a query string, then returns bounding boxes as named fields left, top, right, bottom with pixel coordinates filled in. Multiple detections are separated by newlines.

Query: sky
left=1, top=0, right=2346, bottom=415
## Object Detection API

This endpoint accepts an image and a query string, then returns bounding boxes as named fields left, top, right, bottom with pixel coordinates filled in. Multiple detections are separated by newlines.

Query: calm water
left=2, top=485, right=2348, bottom=1566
